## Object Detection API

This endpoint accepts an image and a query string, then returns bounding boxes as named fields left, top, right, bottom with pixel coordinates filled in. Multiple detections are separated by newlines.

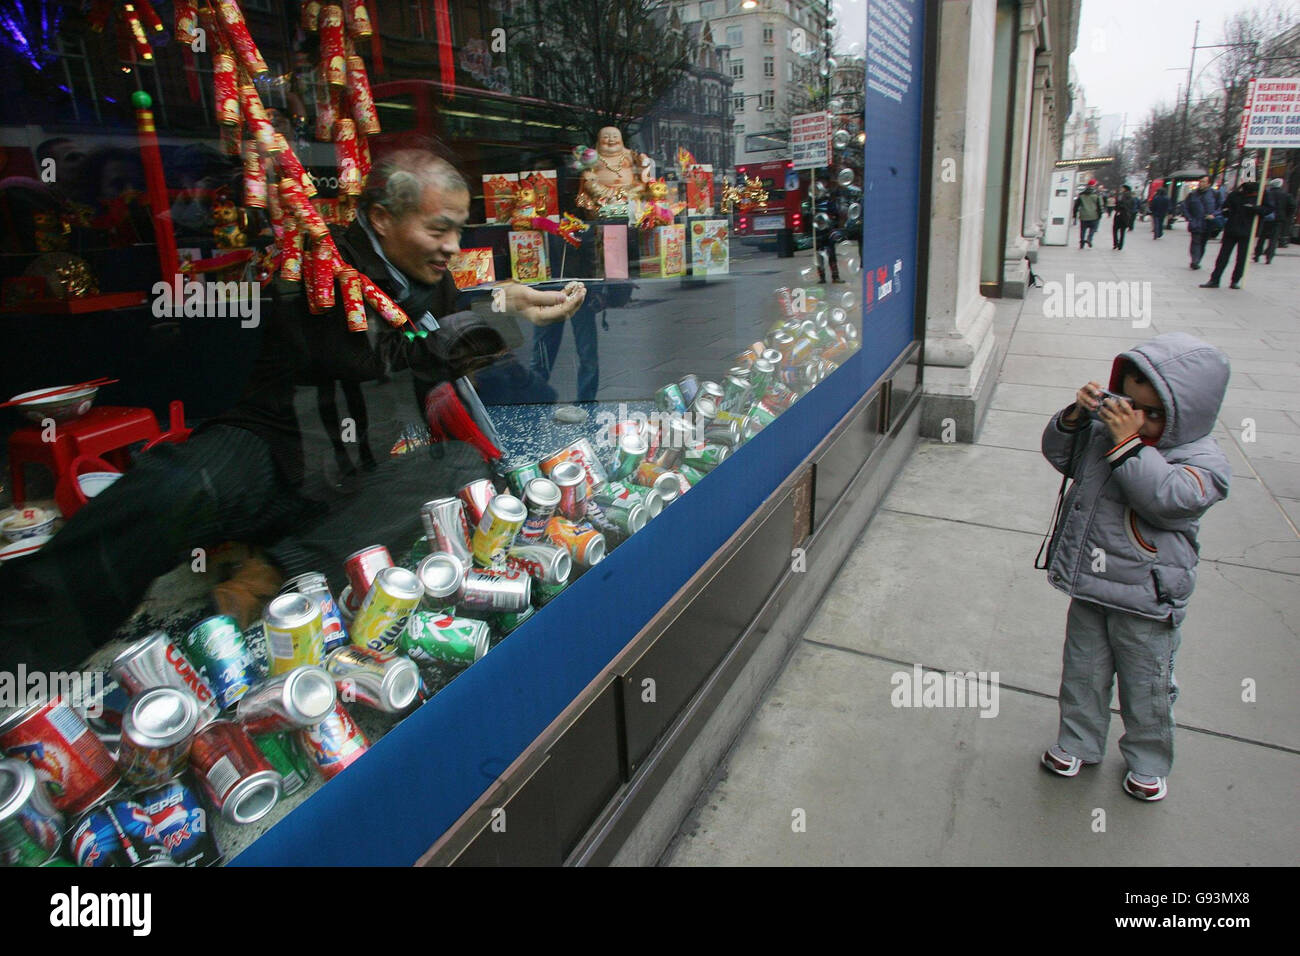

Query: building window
left=733, top=94, right=746, bottom=113
left=729, top=59, right=744, bottom=80
left=725, top=25, right=743, bottom=47
left=787, top=61, right=793, bottom=82
left=764, top=56, right=774, bottom=78
left=763, top=23, right=774, bottom=44
left=761, top=90, right=774, bottom=110
left=701, top=1, right=716, bottom=19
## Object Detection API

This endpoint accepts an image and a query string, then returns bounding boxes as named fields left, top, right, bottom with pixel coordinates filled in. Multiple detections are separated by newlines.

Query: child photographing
left=1038, top=333, right=1231, bottom=801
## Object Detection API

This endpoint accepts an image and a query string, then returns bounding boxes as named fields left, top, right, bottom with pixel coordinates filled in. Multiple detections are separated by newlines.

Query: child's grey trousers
left=1056, top=597, right=1182, bottom=776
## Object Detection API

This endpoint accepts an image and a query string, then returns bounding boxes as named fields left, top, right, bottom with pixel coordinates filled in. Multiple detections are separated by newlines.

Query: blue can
left=182, top=615, right=256, bottom=710
left=70, top=800, right=171, bottom=867
left=136, top=777, right=221, bottom=866
left=282, top=572, right=350, bottom=653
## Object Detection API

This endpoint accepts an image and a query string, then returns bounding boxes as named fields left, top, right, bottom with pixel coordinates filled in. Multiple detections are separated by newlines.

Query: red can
left=344, top=545, right=393, bottom=608
left=457, top=479, right=498, bottom=526
left=189, top=720, right=282, bottom=825
left=298, top=703, right=369, bottom=780
left=0, top=698, right=120, bottom=814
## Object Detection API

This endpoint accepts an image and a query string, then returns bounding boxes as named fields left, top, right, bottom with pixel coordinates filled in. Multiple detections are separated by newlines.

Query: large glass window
left=0, top=0, right=866, bottom=867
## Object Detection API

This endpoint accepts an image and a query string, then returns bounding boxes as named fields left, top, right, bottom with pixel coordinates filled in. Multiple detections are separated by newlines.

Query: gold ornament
left=24, top=253, right=99, bottom=298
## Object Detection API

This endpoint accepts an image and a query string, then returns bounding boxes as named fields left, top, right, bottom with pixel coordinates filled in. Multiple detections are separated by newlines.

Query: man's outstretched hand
left=500, top=280, right=587, bottom=326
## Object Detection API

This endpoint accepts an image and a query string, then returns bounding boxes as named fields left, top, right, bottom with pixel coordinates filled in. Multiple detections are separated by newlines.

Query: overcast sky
left=1071, top=0, right=1294, bottom=135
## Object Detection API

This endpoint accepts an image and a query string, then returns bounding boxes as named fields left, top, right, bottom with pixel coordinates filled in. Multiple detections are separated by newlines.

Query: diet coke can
left=343, top=545, right=393, bottom=609
left=459, top=566, right=532, bottom=613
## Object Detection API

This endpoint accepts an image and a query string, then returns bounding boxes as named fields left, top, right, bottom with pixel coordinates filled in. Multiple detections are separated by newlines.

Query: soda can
left=135, top=777, right=221, bottom=866
left=505, top=543, right=572, bottom=590
left=703, top=421, right=742, bottom=447
left=766, top=382, right=799, bottom=411
left=722, top=374, right=753, bottom=412
left=775, top=286, right=795, bottom=319
left=70, top=798, right=171, bottom=867
left=421, top=498, right=474, bottom=570
left=0, top=758, right=63, bottom=866
left=117, top=687, right=199, bottom=788
left=344, top=545, right=393, bottom=605
left=401, top=612, right=492, bottom=668
left=699, top=380, right=725, bottom=406
left=690, top=394, right=719, bottom=429
left=456, top=478, right=498, bottom=527
left=788, top=336, right=814, bottom=365
left=677, top=373, right=701, bottom=407
left=252, top=733, right=313, bottom=798
left=727, top=365, right=752, bottom=380
left=298, top=703, right=368, bottom=781
left=0, top=698, right=119, bottom=816
left=761, top=348, right=785, bottom=367
left=540, top=438, right=609, bottom=492
left=519, top=478, right=561, bottom=543
left=546, top=517, right=606, bottom=568
left=416, top=552, right=465, bottom=610
left=684, top=442, right=730, bottom=471
left=502, top=461, right=545, bottom=497
left=750, top=357, right=776, bottom=396
left=598, top=495, right=647, bottom=535
left=263, top=592, right=325, bottom=676
left=350, top=566, right=424, bottom=653
left=655, top=382, right=688, bottom=414
left=550, top=460, right=588, bottom=521
left=460, top=566, right=532, bottom=613
left=281, top=572, right=349, bottom=653
left=324, top=645, right=421, bottom=713
left=650, top=417, right=696, bottom=468
left=110, top=632, right=221, bottom=728
left=594, top=480, right=664, bottom=520
left=584, top=498, right=624, bottom=546
left=236, top=666, right=337, bottom=736
left=182, top=615, right=256, bottom=710
left=189, top=721, right=282, bottom=825
left=632, top=460, right=684, bottom=502
left=679, top=463, right=708, bottom=486
left=472, top=493, right=527, bottom=567
left=491, top=604, right=536, bottom=635
left=608, top=429, right=648, bottom=481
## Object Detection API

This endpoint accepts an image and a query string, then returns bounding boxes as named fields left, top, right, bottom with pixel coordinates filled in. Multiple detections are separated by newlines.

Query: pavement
left=661, top=219, right=1300, bottom=866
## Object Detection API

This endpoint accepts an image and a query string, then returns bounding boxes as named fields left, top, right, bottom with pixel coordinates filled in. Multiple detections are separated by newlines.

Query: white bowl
left=0, top=534, right=52, bottom=562
left=8, top=385, right=99, bottom=424
left=1, top=508, right=56, bottom=542
left=78, top=471, right=122, bottom=498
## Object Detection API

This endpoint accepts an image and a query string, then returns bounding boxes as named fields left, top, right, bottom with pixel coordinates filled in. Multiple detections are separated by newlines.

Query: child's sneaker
left=1040, top=745, right=1083, bottom=777
left=1123, top=772, right=1168, bottom=802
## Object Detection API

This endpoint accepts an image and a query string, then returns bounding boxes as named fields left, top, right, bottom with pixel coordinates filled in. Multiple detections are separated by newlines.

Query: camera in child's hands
left=1087, top=388, right=1134, bottom=421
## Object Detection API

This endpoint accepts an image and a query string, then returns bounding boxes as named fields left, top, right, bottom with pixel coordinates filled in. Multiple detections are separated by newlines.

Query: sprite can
left=503, top=461, right=545, bottom=497
left=182, top=615, right=256, bottom=710
left=655, top=382, right=688, bottom=414
left=253, top=732, right=313, bottom=797
left=678, top=463, right=708, bottom=486
left=491, top=604, right=536, bottom=635
left=400, top=611, right=492, bottom=668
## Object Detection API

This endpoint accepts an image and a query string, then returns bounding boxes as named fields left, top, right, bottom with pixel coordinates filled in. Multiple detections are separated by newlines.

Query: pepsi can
left=135, top=778, right=221, bottom=866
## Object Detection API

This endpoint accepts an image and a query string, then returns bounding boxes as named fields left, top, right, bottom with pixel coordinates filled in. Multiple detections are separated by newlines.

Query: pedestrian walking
left=1200, top=180, right=1262, bottom=289
left=1112, top=185, right=1137, bottom=250
left=1039, top=333, right=1231, bottom=803
left=1252, top=179, right=1287, bottom=265
left=1149, top=189, right=1171, bottom=239
left=1072, top=179, right=1102, bottom=249
left=1182, top=177, right=1214, bottom=270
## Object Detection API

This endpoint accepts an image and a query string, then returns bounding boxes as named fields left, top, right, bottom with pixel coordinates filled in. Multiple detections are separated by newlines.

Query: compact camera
left=1087, top=388, right=1133, bottom=420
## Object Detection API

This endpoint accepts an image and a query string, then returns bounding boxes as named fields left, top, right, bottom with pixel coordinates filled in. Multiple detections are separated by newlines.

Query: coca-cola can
left=459, top=567, right=532, bottom=613
left=421, top=497, right=474, bottom=570
left=551, top=460, right=588, bottom=520
left=343, top=545, right=393, bottom=607
left=456, top=478, right=498, bottom=526
left=189, top=721, right=282, bottom=825
left=0, top=699, right=119, bottom=814
left=117, top=687, right=199, bottom=788
left=541, top=438, right=609, bottom=492
left=236, top=666, right=337, bottom=736
left=110, top=633, right=221, bottom=728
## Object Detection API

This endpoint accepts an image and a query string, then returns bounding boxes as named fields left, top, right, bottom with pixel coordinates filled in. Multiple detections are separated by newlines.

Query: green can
left=403, top=534, right=433, bottom=571
left=533, top=579, right=568, bottom=606
left=254, top=732, right=314, bottom=797
left=503, top=461, right=545, bottom=497
left=655, top=382, right=688, bottom=414
left=182, top=615, right=256, bottom=710
left=678, top=463, right=708, bottom=486
left=683, top=443, right=729, bottom=471
left=491, top=604, right=536, bottom=635
left=400, top=611, right=491, bottom=668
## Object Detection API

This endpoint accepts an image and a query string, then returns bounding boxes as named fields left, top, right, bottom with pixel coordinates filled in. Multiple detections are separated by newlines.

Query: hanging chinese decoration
left=721, top=176, right=769, bottom=214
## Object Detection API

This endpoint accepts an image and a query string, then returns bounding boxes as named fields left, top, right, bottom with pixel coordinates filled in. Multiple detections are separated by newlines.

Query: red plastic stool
left=140, top=401, right=192, bottom=452
left=8, top=406, right=160, bottom=505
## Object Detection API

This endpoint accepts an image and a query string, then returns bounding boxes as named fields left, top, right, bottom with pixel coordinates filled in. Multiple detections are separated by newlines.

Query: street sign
left=1240, top=77, right=1300, bottom=148
left=790, top=111, right=831, bottom=170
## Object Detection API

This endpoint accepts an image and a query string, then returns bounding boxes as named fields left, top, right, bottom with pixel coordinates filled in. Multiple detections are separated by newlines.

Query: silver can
left=551, top=460, right=588, bottom=521
left=699, top=380, right=725, bottom=405
left=690, top=394, right=718, bottom=429
left=416, top=552, right=465, bottom=609
left=460, top=566, right=532, bottom=613
left=117, top=687, right=200, bottom=787
left=505, top=543, right=572, bottom=588
left=110, top=632, right=221, bottom=729
left=761, top=348, right=784, bottom=366
left=519, top=477, right=561, bottom=542
left=609, top=430, right=649, bottom=482
left=0, top=758, right=64, bottom=866
left=281, top=571, right=349, bottom=653
left=236, top=666, right=337, bottom=736
left=420, top=497, right=474, bottom=570
left=652, top=418, right=696, bottom=468
left=703, top=421, right=741, bottom=446
left=324, top=646, right=421, bottom=713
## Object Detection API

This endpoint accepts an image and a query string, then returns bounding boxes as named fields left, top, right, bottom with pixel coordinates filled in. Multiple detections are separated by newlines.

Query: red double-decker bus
left=733, top=160, right=809, bottom=245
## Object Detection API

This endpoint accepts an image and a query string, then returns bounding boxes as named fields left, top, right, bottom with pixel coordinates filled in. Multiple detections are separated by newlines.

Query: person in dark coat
left=1200, top=180, right=1262, bottom=289
left=1148, top=189, right=1171, bottom=239
left=1279, top=188, right=1297, bottom=248
left=1182, top=177, right=1214, bottom=270
left=1252, top=179, right=1287, bottom=264
left=1112, top=185, right=1137, bottom=250
left=1072, top=180, right=1103, bottom=249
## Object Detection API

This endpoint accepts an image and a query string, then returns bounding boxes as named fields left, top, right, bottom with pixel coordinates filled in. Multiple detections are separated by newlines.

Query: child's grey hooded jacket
left=1041, top=332, right=1231, bottom=625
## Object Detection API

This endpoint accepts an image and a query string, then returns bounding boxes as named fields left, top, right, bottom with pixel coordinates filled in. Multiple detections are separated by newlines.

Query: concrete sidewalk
left=662, top=220, right=1300, bottom=866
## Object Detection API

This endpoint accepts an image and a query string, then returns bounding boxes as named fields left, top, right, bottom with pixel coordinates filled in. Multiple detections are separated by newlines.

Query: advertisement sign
left=791, top=111, right=831, bottom=170
left=1240, top=77, right=1300, bottom=148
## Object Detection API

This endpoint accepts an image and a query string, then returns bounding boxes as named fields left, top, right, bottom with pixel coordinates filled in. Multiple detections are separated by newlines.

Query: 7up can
left=400, top=612, right=492, bottom=668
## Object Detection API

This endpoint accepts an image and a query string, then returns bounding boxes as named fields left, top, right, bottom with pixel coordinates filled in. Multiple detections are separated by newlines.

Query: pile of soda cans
left=0, top=288, right=859, bottom=868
